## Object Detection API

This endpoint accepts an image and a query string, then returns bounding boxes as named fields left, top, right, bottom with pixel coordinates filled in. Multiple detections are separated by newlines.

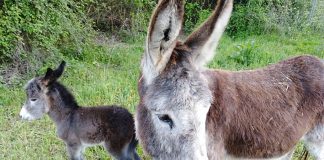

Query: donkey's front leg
left=206, top=139, right=227, bottom=160
left=66, top=142, right=84, bottom=160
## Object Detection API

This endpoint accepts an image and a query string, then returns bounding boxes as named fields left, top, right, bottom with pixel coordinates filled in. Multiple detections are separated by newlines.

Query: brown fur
left=204, top=55, right=324, bottom=158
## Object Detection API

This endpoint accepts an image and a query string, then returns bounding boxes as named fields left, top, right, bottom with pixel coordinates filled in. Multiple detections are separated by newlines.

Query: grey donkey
left=20, top=61, right=140, bottom=160
left=136, top=0, right=324, bottom=159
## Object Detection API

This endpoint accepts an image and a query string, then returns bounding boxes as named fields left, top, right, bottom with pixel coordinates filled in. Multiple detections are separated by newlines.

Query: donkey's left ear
left=184, top=0, right=233, bottom=67
left=43, top=61, right=66, bottom=86
left=142, top=0, right=184, bottom=85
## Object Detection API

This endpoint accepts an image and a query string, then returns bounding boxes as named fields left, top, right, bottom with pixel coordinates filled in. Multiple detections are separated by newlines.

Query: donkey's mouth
left=19, top=115, right=36, bottom=121
left=19, top=107, right=37, bottom=121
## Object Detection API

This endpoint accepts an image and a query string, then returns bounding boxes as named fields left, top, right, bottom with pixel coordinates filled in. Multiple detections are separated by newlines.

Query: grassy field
left=0, top=33, right=323, bottom=159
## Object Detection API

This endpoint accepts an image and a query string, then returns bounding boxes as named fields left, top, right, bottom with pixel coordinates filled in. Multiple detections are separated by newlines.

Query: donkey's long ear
left=142, top=0, right=184, bottom=85
left=184, top=0, right=233, bottom=67
left=43, top=61, right=66, bottom=86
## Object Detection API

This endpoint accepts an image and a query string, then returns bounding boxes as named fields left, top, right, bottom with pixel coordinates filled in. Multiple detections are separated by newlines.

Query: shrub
left=229, top=40, right=258, bottom=67
left=0, top=0, right=94, bottom=62
left=227, top=0, right=322, bottom=37
left=85, top=0, right=155, bottom=35
left=0, top=0, right=96, bottom=83
left=183, top=0, right=322, bottom=37
left=183, top=1, right=211, bottom=33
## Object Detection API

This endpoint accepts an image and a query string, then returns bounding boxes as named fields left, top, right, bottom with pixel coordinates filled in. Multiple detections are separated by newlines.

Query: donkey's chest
left=56, top=126, right=73, bottom=141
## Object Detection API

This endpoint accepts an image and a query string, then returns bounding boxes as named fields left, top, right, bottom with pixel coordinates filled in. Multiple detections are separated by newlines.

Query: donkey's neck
left=48, top=103, right=75, bottom=126
left=46, top=82, right=79, bottom=125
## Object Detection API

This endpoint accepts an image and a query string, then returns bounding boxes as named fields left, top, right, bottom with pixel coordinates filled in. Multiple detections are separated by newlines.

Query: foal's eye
left=158, top=114, right=174, bottom=129
left=30, top=98, right=37, bottom=102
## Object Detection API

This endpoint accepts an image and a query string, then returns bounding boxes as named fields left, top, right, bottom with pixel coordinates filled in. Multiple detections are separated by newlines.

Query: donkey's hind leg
left=66, top=142, right=84, bottom=160
left=304, top=124, right=324, bottom=160
left=104, top=142, right=131, bottom=160
left=127, top=135, right=140, bottom=160
left=132, top=151, right=141, bottom=160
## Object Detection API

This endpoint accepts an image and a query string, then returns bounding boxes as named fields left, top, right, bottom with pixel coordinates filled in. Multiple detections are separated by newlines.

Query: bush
left=227, top=0, right=322, bottom=37
left=183, top=0, right=323, bottom=37
left=184, top=1, right=212, bottom=33
left=228, top=40, right=259, bottom=67
left=227, top=0, right=267, bottom=37
left=0, top=0, right=322, bottom=85
left=0, top=0, right=93, bottom=63
left=0, top=0, right=95, bottom=85
left=85, top=0, right=155, bottom=34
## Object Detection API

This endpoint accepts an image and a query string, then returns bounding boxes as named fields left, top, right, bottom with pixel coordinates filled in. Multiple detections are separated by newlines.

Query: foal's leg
left=103, top=142, right=128, bottom=160
left=132, top=151, right=141, bottom=160
left=125, top=138, right=141, bottom=160
left=304, top=124, right=324, bottom=160
left=66, top=142, right=84, bottom=160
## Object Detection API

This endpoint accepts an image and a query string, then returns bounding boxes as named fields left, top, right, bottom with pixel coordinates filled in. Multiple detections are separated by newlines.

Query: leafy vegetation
left=227, top=0, right=323, bottom=37
left=0, top=0, right=323, bottom=159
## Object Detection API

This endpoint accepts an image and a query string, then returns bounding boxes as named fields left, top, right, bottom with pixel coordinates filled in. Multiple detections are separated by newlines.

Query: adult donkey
left=135, top=0, right=324, bottom=159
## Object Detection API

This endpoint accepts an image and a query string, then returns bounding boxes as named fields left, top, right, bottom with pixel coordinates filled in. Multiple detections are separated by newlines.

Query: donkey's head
left=138, top=0, right=232, bottom=159
left=20, top=61, right=66, bottom=120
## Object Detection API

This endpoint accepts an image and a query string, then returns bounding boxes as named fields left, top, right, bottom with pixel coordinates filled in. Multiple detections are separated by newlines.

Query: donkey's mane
left=49, top=81, right=79, bottom=109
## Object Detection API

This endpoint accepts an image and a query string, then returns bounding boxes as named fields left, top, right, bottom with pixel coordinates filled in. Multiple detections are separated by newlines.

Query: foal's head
left=138, top=0, right=232, bottom=158
left=20, top=61, right=66, bottom=120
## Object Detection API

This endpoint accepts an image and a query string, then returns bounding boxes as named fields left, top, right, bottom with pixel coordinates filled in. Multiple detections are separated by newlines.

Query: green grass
left=0, top=33, right=323, bottom=159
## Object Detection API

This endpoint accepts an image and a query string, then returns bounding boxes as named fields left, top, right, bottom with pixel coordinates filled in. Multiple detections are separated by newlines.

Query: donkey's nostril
left=19, top=111, right=24, bottom=119
left=30, top=98, right=37, bottom=102
left=19, top=113, right=24, bottom=120
left=158, top=114, right=174, bottom=129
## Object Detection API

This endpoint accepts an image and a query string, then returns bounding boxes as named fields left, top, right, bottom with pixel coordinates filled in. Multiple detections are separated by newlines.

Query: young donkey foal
left=136, top=0, right=324, bottom=159
left=20, top=61, right=140, bottom=160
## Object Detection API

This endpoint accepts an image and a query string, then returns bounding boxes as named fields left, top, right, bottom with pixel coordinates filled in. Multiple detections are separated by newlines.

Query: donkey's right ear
left=142, top=0, right=184, bottom=85
left=44, top=68, right=54, bottom=79
left=52, top=61, right=66, bottom=80
left=42, top=61, right=66, bottom=86
left=43, top=68, right=54, bottom=86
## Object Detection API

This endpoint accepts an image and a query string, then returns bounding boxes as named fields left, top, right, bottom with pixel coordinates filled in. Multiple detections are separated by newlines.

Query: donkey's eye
left=30, top=98, right=37, bottom=102
left=158, top=114, right=174, bottom=129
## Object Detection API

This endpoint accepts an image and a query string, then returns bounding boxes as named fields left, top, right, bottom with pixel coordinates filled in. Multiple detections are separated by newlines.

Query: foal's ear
left=142, top=0, right=184, bottom=85
left=184, top=0, right=233, bottom=67
left=43, top=61, right=66, bottom=86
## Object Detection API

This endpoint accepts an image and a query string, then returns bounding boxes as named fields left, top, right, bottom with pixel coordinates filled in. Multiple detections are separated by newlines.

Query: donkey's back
left=206, top=55, right=324, bottom=159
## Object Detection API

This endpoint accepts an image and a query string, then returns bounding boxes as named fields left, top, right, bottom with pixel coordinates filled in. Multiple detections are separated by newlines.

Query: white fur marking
left=194, top=101, right=210, bottom=160
left=20, top=105, right=36, bottom=121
